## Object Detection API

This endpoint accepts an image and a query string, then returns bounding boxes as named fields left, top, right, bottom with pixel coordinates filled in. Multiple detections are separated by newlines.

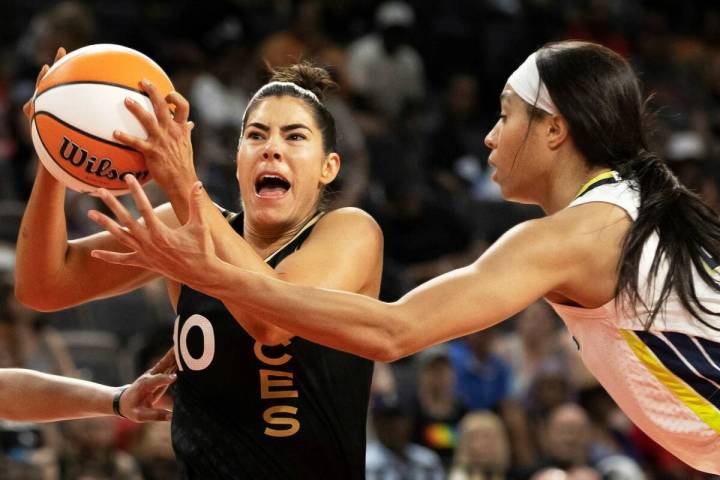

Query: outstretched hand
left=88, top=174, right=216, bottom=287
left=119, top=349, right=177, bottom=422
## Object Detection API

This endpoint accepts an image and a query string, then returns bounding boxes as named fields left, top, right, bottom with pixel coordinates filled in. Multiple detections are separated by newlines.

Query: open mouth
left=255, top=174, right=291, bottom=198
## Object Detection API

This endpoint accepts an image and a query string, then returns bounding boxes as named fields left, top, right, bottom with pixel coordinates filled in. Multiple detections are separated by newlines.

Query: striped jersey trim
left=621, top=329, right=720, bottom=432
left=575, top=170, right=620, bottom=199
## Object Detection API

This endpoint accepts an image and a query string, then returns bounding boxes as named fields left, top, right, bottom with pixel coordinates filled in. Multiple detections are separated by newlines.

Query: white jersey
left=546, top=173, right=720, bottom=473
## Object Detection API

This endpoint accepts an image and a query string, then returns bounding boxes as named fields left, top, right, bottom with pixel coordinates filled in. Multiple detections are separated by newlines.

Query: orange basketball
left=30, top=44, right=174, bottom=195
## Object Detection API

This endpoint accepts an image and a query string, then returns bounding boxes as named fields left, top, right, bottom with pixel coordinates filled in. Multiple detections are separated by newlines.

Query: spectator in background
left=366, top=394, right=445, bottom=480
left=664, top=130, right=720, bottom=212
left=426, top=73, right=492, bottom=200
left=449, top=330, right=512, bottom=412
left=411, top=345, right=468, bottom=469
left=10, top=1, right=95, bottom=200
left=449, top=410, right=513, bottom=480
left=527, top=403, right=594, bottom=477
left=59, top=417, right=143, bottom=479
left=347, top=1, right=425, bottom=121
left=494, top=301, right=567, bottom=399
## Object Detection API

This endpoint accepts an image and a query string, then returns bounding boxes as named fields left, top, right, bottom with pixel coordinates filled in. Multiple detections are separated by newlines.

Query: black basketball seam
left=33, top=111, right=140, bottom=151
left=35, top=80, right=151, bottom=99
left=32, top=113, right=145, bottom=191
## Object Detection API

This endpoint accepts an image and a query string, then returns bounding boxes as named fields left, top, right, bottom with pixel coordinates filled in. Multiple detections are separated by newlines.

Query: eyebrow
left=499, top=91, right=513, bottom=102
left=246, top=122, right=312, bottom=133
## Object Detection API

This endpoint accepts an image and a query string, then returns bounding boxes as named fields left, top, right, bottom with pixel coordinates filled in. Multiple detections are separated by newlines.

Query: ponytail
left=618, top=151, right=720, bottom=330
left=536, top=41, right=720, bottom=329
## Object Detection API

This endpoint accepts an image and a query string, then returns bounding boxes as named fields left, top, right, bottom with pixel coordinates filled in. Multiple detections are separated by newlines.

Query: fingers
left=142, top=372, right=177, bottom=392
left=125, top=175, right=161, bottom=229
left=90, top=249, right=141, bottom=266
left=113, top=128, right=152, bottom=152
left=166, top=91, right=190, bottom=124
left=140, top=79, right=173, bottom=126
left=87, top=209, right=141, bottom=251
left=134, top=407, right=173, bottom=422
left=118, top=97, right=160, bottom=139
left=149, top=348, right=177, bottom=375
left=95, top=187, right=144, bottom=236
left=54, top=47, right=66, bottom=63
left=35, top=64, right=49, bottom=90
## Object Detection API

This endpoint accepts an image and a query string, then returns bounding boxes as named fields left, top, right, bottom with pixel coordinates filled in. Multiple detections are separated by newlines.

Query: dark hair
left=535, top=41, right=720, bottom=330
left=241, top=61, right=338, bottom=154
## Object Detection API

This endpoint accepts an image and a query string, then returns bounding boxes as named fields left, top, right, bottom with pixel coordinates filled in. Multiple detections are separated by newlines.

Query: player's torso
left=170, top=212, right=373, bottom=479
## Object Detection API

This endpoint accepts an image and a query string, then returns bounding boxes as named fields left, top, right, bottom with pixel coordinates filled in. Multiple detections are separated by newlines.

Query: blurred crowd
left=0, top=0, right=719, bottom=478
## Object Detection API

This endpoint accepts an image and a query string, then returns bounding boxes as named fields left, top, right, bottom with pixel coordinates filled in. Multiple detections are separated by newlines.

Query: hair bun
left=268, top=61, right=337, bottom=102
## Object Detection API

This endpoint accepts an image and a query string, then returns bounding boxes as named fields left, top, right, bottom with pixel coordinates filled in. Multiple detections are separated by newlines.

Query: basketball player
left=0, top=350, right=175, bottom=422
left=16, top=51, right=382, bottom=478
left=91, top=42, right=720, bottom=474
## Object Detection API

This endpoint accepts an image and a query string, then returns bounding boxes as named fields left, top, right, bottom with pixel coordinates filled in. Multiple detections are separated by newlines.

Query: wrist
left=112, top=384, right=131, bottom=419
left=159, top=172, right=199, bottom=197
left=192, top=256, right=228, bottom=293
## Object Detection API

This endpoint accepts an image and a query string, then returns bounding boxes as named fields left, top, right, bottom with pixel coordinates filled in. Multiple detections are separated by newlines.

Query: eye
left=287, top=133, right=306, bottom=141
left=246, top=131, right=264, bottom=140
left=498, top=112, right=507, bottom=121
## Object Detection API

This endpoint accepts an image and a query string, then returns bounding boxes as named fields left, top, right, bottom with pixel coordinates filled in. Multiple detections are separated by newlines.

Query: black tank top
left=171, top=211, right=374, bottom=479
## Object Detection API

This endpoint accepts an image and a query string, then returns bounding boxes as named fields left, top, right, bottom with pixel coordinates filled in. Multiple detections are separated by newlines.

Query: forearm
left=190, top=259, right=402, bottom=360
left=166, top=185, right=292, bottom=341
left=15, top=166, right=69, bottom=304
left=0, top=369, right=116, bottom=422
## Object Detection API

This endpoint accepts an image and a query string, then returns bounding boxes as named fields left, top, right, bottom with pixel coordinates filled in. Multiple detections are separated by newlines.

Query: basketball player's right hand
left=113, top=80, right=197, bottom=196
left=119, top=349, right=177, bottom=422
left=22, top=47, right=66, bottom=123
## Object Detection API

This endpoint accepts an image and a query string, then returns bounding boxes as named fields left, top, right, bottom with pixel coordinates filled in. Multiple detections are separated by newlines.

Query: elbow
left=370, top=303, right=410, bottom=363
left=14, top=281, right=66, bottom=312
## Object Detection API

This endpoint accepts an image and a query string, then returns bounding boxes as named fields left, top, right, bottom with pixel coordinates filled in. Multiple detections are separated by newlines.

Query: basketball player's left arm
left=0, top=351, right=176, bottom=422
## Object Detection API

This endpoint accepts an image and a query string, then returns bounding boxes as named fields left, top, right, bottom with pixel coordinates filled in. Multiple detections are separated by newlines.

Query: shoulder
left=498, top=203, right=631, bottom=266
left=314, top=208, right=383, bottom=245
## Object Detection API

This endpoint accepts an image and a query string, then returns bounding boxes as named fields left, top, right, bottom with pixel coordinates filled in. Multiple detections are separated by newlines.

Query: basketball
left=29, top=44, right=174, bottom=195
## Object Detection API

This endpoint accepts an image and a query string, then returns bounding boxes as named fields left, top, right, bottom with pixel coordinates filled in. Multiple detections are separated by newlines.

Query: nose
left=263, top=149, right=281, bottom=160
left=263, top=138, right=282, bottom=160
left=484, top=123, right=498, bottom=150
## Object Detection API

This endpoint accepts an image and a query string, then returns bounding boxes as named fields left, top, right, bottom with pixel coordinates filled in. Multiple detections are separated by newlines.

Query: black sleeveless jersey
left=171, top=212, right=374, bottom=480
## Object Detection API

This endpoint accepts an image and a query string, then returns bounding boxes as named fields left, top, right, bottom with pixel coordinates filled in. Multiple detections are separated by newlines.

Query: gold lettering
left=260, top=369, right=299, bottom=399
left=263, top=406, right=300, bottom=437
left=254, top=340, right=293, bottom=366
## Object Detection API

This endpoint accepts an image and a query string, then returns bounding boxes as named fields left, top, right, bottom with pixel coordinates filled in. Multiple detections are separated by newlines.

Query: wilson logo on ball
left=59, top=136, right=149, bottom=182
left=30, top=44, right=173, bottom=195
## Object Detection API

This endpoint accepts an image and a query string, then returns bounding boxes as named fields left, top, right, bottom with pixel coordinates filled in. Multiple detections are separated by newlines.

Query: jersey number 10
left=173, top=314, right=216, bottom=371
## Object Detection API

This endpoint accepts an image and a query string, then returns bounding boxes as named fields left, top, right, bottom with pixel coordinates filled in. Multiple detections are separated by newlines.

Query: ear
left=546, top=114, right=569, bottom=150
left=319, top=152, right=341, bottom=186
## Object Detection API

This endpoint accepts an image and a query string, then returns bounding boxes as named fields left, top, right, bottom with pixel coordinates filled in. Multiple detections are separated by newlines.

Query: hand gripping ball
left=30, top=44, right=174, bottom=195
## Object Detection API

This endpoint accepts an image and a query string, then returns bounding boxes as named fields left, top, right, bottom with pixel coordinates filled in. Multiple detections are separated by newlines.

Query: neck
left=538, top=154, right=611, bottom=215
left=243, top=209, right=318, bottom=258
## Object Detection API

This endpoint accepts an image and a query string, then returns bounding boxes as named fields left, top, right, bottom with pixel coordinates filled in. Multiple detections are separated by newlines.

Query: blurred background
left=0, top=0, right=719, bottom=478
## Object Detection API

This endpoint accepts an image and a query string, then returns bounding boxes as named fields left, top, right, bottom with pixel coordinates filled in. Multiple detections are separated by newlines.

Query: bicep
left=394, top=221, right=574, bottom=355
left=59, top=203, right=181, bottom=305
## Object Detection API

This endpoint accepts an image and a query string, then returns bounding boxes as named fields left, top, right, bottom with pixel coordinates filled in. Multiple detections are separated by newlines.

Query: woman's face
left=237, top=96, right=339, bottom=231
left=484, top=87, right=549, bottom=203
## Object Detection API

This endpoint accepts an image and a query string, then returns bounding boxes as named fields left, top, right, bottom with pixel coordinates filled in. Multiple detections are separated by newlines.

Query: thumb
left=188, top=181, right=205, bottom=226
left=142, top=373, right=177, bottom=393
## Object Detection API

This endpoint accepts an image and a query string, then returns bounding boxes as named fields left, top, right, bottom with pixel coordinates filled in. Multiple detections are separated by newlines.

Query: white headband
left=253, top=81, right=321, bottom=105
left=506, top=52, right=558, bottom=115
